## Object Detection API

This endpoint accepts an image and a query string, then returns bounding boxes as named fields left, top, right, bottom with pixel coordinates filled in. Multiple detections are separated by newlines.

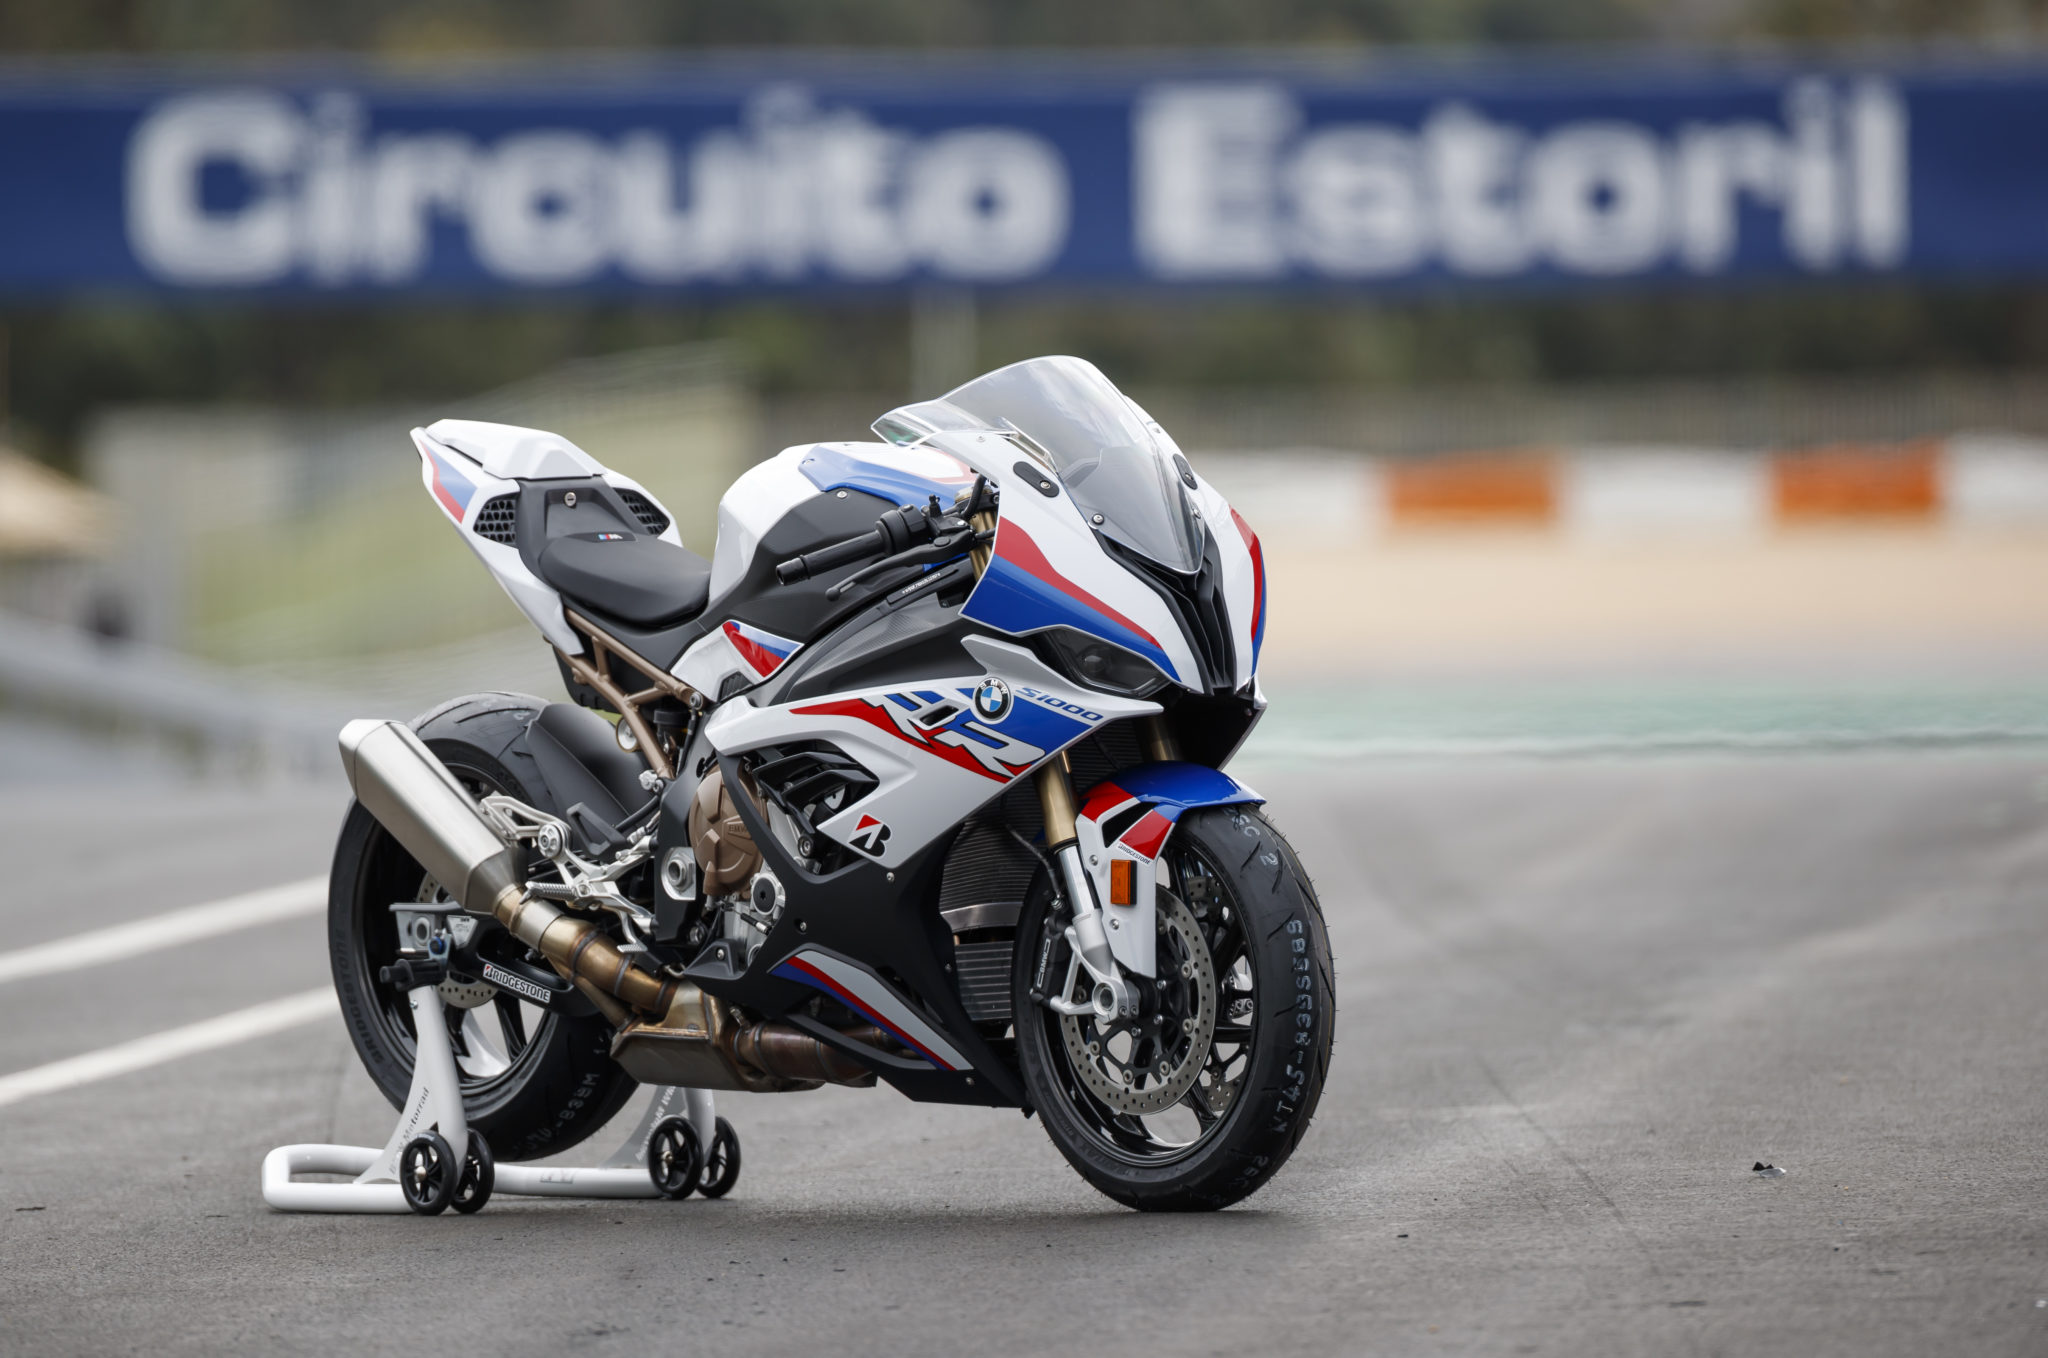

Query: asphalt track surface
left=2, top=752, right=2045, bottom=1356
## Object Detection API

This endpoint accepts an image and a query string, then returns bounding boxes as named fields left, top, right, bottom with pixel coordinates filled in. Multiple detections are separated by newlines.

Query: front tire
left=328, top=692, right=638, bottom=1162
left=1014, top=804, right=1334, bottom=1211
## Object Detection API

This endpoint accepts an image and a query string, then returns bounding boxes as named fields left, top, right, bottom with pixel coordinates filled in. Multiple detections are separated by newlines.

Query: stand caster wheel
left=452, top=1130, right=494, bottom=1214
left=647, top=1117, right=702, bottom=1199
left=399, top=1131, right=458, bottom=1216
left=698, top=1117, right=741, bottom=1199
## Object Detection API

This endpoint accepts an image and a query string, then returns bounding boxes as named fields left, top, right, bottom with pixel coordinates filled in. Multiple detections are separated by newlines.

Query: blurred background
left=7, top=0, right=2048, bottom=777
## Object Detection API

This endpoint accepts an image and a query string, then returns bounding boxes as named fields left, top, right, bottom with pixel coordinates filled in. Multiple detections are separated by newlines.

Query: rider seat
left=536, top=532, right=712, bottom=627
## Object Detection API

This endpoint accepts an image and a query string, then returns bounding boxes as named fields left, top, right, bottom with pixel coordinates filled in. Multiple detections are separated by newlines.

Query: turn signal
left=1109, top=858, right=1135, bottom=906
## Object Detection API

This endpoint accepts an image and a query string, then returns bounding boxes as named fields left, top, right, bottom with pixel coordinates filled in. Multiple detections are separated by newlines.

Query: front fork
left=1035, top=751, right=1140, bottom=1020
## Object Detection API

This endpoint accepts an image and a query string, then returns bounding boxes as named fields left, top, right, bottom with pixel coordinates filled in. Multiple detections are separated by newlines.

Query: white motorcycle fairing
left=412, top=418, right=683, bottom=656
left=706, top=635, right=1158, bottom=873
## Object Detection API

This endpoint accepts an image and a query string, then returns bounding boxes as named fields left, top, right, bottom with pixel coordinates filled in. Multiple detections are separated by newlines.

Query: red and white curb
left=1197, top=433, right=2048, bottom=538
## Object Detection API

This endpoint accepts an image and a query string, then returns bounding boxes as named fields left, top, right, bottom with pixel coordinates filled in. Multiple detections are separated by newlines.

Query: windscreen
left=896, top=356, right=1205, bottom=574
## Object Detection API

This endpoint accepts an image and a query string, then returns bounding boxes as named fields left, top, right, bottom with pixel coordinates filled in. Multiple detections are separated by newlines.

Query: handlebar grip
left=776, top=528, right=886, bottom=585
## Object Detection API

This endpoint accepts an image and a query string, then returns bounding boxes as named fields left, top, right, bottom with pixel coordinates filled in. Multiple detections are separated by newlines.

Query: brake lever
left=825, top=529, right=974, bottom=600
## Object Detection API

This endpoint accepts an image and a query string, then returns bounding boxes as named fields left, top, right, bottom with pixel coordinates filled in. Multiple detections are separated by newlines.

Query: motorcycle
left=328, top=355, right=1334, bottom=1211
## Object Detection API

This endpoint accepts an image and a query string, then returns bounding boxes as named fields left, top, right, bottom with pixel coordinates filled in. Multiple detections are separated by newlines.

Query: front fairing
left=946, top=430, right=1201, bottom=688
left=882, top=362, right=1267, bottom=697
left=893, top=356, right=1206, bottom=575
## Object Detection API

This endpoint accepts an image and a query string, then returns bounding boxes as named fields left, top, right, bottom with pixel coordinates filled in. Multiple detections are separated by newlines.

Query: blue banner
left=0, top=56, right=2044, bottom=295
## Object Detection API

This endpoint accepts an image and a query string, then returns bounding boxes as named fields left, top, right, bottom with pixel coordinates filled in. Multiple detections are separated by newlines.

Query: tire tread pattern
left=1014, top=804, right=1336, bottom=1212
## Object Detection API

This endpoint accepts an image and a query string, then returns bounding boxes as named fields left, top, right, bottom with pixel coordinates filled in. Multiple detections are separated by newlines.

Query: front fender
left=1073, top=762, right=1263, bottom=977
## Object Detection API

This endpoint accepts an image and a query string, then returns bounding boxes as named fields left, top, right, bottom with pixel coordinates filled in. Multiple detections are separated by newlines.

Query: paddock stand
left=261, top=983, right=739, bottom=1214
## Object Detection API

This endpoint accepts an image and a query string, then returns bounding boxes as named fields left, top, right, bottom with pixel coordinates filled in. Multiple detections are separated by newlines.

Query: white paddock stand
left=262, top=985, right=727, bottom=1214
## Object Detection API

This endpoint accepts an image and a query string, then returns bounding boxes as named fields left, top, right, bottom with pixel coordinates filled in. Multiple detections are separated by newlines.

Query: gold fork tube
left=1035, top=752, right=1079, bottom=849
left=1140, top=714, right=1181, bottom=762
left=968, top=508, right=997, bottom=576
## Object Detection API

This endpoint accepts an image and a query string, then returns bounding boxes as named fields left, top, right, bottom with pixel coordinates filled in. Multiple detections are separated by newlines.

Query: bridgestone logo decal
left=482, top=962, right=552, bottom=1005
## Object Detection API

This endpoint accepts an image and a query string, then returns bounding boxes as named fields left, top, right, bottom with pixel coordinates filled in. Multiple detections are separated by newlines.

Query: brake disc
left=1060, top=888, right=1217, bottom=1116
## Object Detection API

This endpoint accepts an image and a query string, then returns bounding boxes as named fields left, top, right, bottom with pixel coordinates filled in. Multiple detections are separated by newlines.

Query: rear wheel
left=1013, top=804, right=1334, bottom=1211
left=328, top=693, right=638, bottom=1162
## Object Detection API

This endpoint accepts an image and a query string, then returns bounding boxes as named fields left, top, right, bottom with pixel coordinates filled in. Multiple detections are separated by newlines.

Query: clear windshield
left=876, top=356, right=1205, bottom=574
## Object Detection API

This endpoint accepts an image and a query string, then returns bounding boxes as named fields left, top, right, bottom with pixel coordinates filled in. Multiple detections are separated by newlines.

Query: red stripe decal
left=783, top=957, right=952, bottom=1069
left=790, top=697, right=1010, bottom=783
left=1118, top=809, right=1175, bottom=860
left=1080, top=781, right=1134, bottom=822
left=428, top=456, right=465, bottom=521
left=1230, top=507, right=1264, bottom=647
left=994, top=520, right=1163, bottom=653
left=723, top=621, right=785, bottom=677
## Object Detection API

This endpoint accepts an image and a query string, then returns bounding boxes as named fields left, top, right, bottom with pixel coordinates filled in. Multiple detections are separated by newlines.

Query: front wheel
left=1013, top=804, right=1334, bottom=1211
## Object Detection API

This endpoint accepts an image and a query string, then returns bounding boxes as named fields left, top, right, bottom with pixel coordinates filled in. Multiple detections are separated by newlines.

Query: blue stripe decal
left=950, top=682, right=1096, bottom=754
left=1099, top=761, right=1263, bottom=812
left=963, top=553, right=1178, bottom=677
left=798, top=444, right=971, bottom=509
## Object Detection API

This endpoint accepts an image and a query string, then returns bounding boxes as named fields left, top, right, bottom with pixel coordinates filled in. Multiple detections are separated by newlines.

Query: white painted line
left=0, top=876, right=324, bottom=987
left=0, top=987, right=337, bottom=1109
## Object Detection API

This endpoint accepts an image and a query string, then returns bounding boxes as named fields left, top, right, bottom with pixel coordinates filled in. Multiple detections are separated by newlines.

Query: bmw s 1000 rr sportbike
left=329, top=355, right=1334, bottom=1210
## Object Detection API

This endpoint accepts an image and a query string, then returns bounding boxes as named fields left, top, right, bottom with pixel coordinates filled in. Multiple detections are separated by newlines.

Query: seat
left=536, top=531, right=712, bottom=627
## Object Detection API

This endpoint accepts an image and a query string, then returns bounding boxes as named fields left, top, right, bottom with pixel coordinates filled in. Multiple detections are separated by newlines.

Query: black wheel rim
left=351, top=753, right=561, bottom=1104
left=401, top=1134, right=454, bottom=1213
left=699, top=1119, right=741, bottom=1197
left=453, top=1131, right=493, bottom=1213
left=649, top=1121, right=698, bottom=1197
left=1038, top=838, right=1257, bottom=1167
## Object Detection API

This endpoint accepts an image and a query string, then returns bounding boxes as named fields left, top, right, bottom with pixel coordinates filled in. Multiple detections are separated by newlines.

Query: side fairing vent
left=617, top=488, right=671, bottom=537
left=746, top=744, right=879, bottom=872
left=472, top=494, right=519, bottom=545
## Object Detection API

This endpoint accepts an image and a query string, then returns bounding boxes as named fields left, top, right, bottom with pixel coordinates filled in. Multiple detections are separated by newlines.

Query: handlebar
left=775, top=502, right=934, bottom=586
left=775, top=526, right=888, bottom=585
left=775, top=478, right=998, bottom=590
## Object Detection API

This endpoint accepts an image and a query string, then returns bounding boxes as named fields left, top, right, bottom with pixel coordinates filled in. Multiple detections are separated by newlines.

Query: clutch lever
left=826, top=529, right=976, bottom=600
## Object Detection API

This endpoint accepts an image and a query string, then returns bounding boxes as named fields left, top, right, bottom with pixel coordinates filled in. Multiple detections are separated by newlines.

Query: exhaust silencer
left=337, top=719, right=674, bottom=1019
left=339, top=719, right=524, bottom=921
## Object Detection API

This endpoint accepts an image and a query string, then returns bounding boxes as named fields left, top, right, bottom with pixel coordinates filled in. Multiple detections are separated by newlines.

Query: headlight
left=1038, top=627, right=1171, bottom=697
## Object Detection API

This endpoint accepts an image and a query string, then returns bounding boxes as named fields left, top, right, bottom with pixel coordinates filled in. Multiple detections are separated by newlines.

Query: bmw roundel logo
left=971, top=677, right=1013, bottom=722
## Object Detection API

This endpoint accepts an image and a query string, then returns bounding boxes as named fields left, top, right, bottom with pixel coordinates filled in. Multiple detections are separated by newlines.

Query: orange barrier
left=1259, top=437, right=1985, bottom=535
left=1770, top=440, right=1941, bottom=522
left=1385, top=449, right=1557, bottom=526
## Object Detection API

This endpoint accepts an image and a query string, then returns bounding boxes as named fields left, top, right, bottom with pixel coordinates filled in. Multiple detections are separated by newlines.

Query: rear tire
left=1014, top=804, right=1334, bottom=1211
left=328, top=692, right=638, bottom=1162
